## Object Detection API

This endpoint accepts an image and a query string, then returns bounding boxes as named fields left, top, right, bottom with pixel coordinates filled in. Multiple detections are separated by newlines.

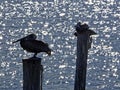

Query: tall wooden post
left=74, top=22, right=96, bottom=90
left=74, top=33, right=89, bottom=90
left=22, top=57, right=43, bottom=90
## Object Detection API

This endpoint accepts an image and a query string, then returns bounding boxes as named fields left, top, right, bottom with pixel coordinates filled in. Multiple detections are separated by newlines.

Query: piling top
left=23, top=57, right=41, bottom=60
left=22, top=57, right=42, bottom=63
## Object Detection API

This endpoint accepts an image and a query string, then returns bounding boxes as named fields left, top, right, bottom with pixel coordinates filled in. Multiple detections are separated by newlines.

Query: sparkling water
left=0, top=0, right=120, bottom=90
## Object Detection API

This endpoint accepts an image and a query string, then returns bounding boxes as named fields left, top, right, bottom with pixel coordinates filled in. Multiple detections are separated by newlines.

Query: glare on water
left=0, top=0, right=120, bottom=90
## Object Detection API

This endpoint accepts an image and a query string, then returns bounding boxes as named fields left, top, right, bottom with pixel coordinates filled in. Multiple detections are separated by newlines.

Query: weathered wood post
left=22, top=57, right=43, bottom=90
left=74, top=22, right=96, bottom=90
left=12, top=33, right=52, bottom=90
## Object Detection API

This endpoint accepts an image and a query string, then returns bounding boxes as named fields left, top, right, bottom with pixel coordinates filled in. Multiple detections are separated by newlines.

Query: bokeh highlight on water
left=0, top=0, right=120, bottom=90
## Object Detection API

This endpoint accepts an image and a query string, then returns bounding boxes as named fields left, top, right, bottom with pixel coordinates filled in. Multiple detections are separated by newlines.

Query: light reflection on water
left=0, top=0, right=120, bottom=90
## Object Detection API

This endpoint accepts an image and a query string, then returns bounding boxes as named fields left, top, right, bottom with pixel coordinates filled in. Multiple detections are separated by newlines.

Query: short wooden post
left=22, top=57, right=43, bottom=90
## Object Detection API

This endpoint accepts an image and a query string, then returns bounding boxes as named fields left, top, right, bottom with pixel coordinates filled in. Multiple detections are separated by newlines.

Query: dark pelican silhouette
left=74, top=22, right=97, bottom=49
left=74, top=22, right=97, bottom=36
left=13, top=34, right=52, bottom=57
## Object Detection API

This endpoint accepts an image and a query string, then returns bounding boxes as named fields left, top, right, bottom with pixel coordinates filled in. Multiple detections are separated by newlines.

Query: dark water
left=0, top=0, right=120, bottom=90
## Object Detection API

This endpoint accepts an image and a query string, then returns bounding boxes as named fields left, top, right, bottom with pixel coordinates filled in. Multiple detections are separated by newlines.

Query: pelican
left=74, top=22, right=97, bottom=36
left=13, top=34, right=52, bottom=57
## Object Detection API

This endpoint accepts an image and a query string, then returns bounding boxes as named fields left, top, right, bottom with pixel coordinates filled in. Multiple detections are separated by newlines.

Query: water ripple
left=0, top=0, right=120, bottom=90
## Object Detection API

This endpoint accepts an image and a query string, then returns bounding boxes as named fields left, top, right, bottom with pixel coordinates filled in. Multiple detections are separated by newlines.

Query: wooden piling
left=74, top=33, right=90, bottom=90
left=22, top=57, right=43, bottom=90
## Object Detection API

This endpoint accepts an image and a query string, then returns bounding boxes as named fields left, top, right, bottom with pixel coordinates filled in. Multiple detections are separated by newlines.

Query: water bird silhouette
left=74, top=22, right=97, bottom=36
left=13, top=34, right=52, bottom=57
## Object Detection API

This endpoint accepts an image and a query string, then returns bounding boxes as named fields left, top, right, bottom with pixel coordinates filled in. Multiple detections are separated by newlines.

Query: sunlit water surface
left=0, top=0, right=120, bottom=90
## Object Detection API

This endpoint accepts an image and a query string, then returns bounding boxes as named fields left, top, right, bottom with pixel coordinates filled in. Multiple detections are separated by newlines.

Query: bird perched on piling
left=74, top=22, right=97, bottom=49
left=13, top=34, right=52, bottom=57
left=74, top=22, right=97, bottom=36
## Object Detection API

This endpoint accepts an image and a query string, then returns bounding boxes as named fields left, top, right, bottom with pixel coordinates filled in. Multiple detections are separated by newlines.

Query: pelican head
left=13, top=34, right=37, bottom=43
left=75, top=22, right=81, bottom=29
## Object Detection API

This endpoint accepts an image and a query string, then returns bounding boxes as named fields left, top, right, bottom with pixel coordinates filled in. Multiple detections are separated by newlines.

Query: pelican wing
left=22, top=40, right=50, bottom=53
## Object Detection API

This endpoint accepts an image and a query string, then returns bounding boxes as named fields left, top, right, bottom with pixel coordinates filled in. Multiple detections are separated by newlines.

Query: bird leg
left=33, top=53, right=37, bottom=57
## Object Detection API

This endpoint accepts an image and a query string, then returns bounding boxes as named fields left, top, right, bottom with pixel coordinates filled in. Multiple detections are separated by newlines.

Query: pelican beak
left=13, top=39, right=20, bottom=43
left=12, top=38, right=23, bottom=43
left=88, top=29, right=97, bottom=36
